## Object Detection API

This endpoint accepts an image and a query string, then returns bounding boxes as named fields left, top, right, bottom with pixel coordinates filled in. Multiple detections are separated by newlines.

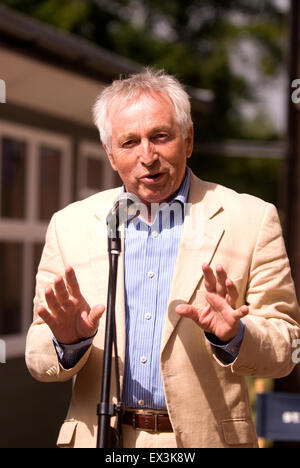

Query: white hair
left=92, top=67, right=193, bottom=152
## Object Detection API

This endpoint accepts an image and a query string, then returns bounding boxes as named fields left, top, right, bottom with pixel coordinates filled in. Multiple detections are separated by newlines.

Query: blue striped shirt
left=122, top=169, right=190, bottom=410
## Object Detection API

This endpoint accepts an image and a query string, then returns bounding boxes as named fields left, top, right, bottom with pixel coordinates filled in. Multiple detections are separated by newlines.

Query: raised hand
left=176, top=263, right=248, bottom=342
left=37, top=266, right=105, bottom=344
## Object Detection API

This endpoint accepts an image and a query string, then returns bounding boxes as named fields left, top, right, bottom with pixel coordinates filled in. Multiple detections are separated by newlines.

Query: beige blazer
left=25, top=172, right=300, bottom=448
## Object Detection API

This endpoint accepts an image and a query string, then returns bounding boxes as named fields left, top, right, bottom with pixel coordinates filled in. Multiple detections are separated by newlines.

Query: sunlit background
left=0, top=0, right=299, bottom=448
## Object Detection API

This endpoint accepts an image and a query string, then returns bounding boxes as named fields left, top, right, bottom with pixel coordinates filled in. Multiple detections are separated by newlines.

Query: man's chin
left=139, top=192, right=172, bottom=206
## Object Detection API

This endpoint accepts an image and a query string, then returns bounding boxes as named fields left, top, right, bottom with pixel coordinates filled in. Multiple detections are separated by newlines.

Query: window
left=0, top=242, right=23, bottom=335
left=39, top=145, right=62, bottom=220
left=77, top=141, right=116, bottom=200
left=0, top=121, right=72, bottom=358
left=1, top=137, right=26, bottom=219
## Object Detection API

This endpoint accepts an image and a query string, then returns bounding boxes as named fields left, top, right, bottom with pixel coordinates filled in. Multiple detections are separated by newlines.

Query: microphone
left=106, top=192, right=141, bottom=235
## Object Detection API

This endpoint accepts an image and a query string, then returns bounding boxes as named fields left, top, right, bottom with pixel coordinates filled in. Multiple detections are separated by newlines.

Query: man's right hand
left=37, top=266, right=105, bottom=345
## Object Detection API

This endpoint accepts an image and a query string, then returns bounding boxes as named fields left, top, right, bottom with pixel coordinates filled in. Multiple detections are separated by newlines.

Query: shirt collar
left=171, top=167, right=190, bottom=206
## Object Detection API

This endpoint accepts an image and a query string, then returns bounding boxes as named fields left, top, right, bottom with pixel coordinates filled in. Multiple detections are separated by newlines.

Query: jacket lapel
left=161, top=174, right=225, bottom=353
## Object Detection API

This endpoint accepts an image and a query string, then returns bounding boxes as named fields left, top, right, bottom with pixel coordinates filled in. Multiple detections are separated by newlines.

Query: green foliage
left=1, top=0, right=286, bottom=142
left=189, top=152, right=282, bottom=206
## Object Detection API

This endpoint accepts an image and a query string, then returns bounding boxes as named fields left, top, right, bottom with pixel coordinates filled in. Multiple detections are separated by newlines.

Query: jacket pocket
left=221, top=419, right=256, bottom=446
left=57, top=419, right=78, bottom=447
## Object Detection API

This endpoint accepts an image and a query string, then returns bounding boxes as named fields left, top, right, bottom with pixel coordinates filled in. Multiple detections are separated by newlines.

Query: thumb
left=88, top=304, right=105, bottom=328
left=176, top=304, right=201, bottom=322
left=234, top=305, right=249, bottom=320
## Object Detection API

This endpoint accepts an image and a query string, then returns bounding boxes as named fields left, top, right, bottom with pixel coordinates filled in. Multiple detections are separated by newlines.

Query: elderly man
left=26, top=68, right=300, bottom=448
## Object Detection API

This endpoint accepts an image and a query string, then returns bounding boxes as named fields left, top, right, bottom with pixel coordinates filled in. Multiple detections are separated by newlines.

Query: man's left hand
left=176, top=263, right=249, bottom=342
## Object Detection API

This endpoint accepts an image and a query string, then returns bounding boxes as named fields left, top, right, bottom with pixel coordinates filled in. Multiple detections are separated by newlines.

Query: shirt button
left=141, top=356, right=147, bottom=363
left=147, top=271, right=155, bottom=278
left=138, top=400, right=144, bottom=406
left=145, top=313, right=151, bottom=320
left=151, top=230, right=158, bottom=238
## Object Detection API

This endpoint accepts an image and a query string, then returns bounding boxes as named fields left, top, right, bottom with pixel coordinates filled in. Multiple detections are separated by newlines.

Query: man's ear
left=185, top=125, right=194, bottom=159
left=103, top=144, right=118, bottom=171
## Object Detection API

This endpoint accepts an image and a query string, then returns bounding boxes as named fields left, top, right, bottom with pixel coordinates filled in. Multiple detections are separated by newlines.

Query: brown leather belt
left=123, top=410, right=173, bottom=433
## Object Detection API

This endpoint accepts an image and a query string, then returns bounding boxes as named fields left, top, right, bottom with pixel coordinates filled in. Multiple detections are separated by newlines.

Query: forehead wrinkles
left=109, top=90, right=176, bottom=124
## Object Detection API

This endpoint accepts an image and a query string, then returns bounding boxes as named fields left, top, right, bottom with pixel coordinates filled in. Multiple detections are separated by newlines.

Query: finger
left=54, top=276, right=70, bottom=306
left=37, top=305, right=55, bottom=327
left=176, top=304, right=200, bottom=322
left=215, top=265, right=227, bottom=297
left=176, top=303, right=212, bottom=332
left=225, top=278, right=239, bottom=307
left=87, top=304, right=105, bottom=328
left=198, top=304, right=213, bottom=331
left=199, top=303, right=212, bottom=321
left=233, top=305, right=249, bottom=320
left=45, top=287, right=62, bottom=316
left=202, top=263, right=216, bottom=293
left=204, top=289, right=228, bottom=313
left=65, top=266, right=82, bottom=298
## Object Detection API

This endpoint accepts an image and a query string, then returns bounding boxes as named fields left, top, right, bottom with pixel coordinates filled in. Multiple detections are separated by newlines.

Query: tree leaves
left=2, top=0, right=286, bottom=141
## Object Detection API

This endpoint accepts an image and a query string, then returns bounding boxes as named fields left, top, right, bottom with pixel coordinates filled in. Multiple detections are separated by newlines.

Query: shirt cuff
left=52, top=334, right=95, bottom=369
left=205, top=321, right=245, bottom=364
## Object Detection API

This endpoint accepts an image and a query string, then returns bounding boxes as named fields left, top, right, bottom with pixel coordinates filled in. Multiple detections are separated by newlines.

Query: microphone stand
left=96, top=211, right=124, bottom=448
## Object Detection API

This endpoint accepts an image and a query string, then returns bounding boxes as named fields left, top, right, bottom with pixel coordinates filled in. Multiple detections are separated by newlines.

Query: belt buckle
left=144, top=412, right=158, bottom=433
left=133, top=412, right=158, bottom=433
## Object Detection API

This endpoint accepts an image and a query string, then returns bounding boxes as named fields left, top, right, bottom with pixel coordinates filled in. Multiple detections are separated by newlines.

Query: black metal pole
left=97, top=215, right=121, bottom=448
left=96, top=197, right=139, bottom=448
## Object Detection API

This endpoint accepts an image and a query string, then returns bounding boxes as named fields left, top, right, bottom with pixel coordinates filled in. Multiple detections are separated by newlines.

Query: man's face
left=104, top=92, right=193, bottom=206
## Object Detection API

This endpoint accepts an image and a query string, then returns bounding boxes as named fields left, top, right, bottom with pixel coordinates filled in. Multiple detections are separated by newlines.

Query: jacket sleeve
left=25, top=213, right=92, bottom=383
left=213, top=202, right=300, bottom=378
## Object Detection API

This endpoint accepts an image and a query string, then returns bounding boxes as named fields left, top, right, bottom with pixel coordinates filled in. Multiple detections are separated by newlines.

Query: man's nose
left=139, top=140, right=158, bottom=166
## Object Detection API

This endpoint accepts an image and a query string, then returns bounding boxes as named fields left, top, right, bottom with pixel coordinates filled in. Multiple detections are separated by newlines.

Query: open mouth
left=141, top=173, right=164, bottom=183
left=146, top=173, right=161, bottom=179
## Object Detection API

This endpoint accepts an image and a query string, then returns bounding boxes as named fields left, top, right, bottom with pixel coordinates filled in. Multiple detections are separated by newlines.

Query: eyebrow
left=119, top=132, right=138, bottom=142
left=150, top=125, right=173, bottom=134
left=119, top=125, right=173, bottom=142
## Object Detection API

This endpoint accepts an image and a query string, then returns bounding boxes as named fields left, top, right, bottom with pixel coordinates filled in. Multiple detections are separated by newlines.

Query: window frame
left=0, top=121, right=72, bottom=358
left=77, top=140, right=115, bottom=200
